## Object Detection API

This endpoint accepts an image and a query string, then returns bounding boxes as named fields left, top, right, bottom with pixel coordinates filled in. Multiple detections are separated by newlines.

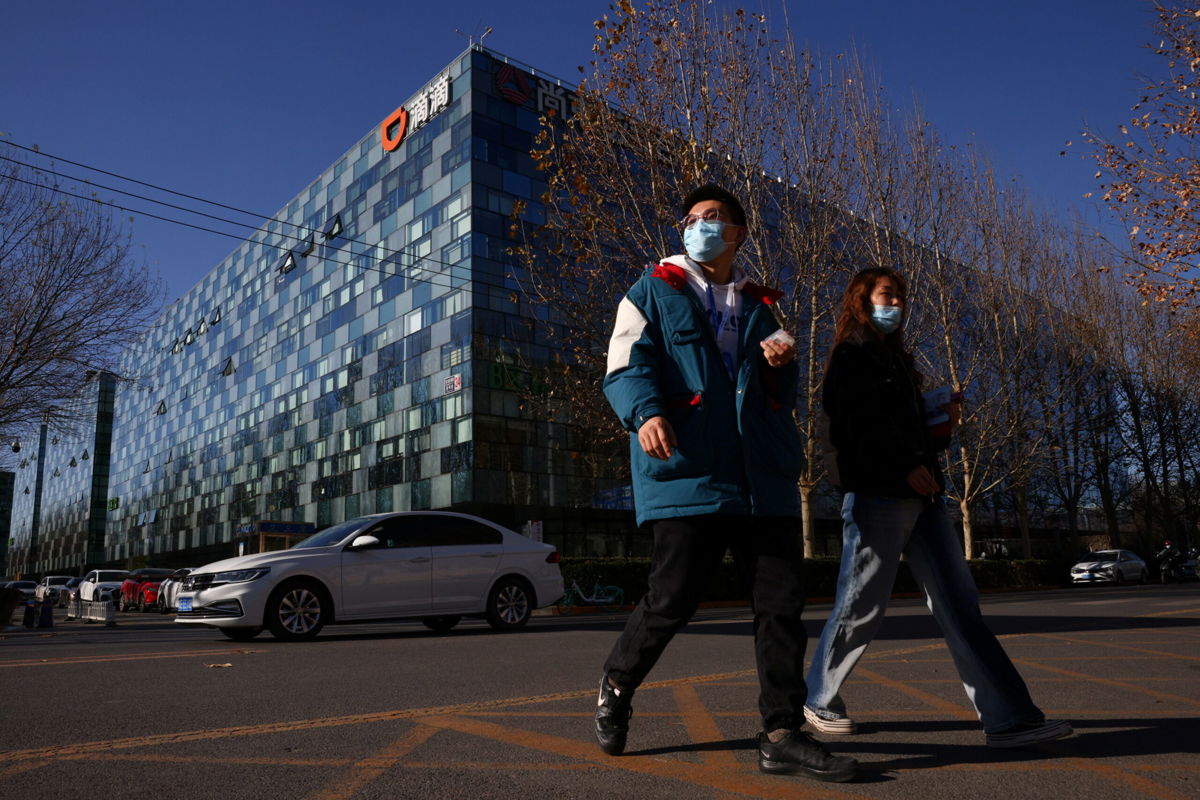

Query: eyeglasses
left=680, top=209, right=741, bottom=229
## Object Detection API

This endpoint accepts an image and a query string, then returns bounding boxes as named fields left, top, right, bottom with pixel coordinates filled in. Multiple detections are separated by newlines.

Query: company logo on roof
left=492, top=60, right=578, bottom=119
left=381, top=72, right=452, bottom=153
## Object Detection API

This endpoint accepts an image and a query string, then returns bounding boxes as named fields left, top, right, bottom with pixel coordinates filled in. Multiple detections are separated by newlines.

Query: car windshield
left=96, top=571, right=128, bottom=582
left=13, top=581, right=36, bottom=589
left=49, top=576, right=71, bottom=585
left=291, top=517, right=373, bottom=549
left=1079, top=552, right=1117, bottom=563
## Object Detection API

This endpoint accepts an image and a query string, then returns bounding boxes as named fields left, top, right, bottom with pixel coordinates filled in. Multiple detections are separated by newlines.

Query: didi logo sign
left=381, top=72, right=452, bottom=152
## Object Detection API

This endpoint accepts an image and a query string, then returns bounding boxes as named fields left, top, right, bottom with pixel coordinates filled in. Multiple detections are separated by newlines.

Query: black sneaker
left=986, top=719, right=1072, bottom=748
left=758, top=730, right=860, bottom=783
left=594, top=675, right=634, bottom=756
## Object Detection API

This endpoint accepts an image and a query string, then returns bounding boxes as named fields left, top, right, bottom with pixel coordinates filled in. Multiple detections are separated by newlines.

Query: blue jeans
left=805, top=493, right=1043, bottom=733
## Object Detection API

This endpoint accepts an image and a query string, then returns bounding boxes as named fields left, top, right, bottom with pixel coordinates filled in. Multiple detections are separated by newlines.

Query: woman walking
left=805, top=267, right=1071, bottom=748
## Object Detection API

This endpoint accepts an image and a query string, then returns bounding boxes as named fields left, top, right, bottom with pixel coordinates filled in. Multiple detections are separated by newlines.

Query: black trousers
left=603, top=514, right=808, bottom=731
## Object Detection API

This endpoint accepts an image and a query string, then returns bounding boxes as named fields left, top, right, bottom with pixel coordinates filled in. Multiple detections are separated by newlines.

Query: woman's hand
left=760, top=338, right=796, bottom=368
left=905, top=465, right=940, bottom=496
left=638, top=415, right=677, bottom=460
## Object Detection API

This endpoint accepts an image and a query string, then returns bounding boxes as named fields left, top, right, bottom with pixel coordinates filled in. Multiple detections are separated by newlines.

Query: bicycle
left=558, top=578, right=625, bottom=612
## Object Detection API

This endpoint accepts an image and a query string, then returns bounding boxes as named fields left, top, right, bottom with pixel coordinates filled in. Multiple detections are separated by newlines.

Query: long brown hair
left=832, top=267, right=912, bottom=360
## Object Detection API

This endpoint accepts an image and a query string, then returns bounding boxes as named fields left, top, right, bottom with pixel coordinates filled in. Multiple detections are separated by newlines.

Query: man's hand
left=943, top=400, right=962, bottom=431
left=905, top=465, right=940, bottom=496
left=760, top=338, right=796, bottom=368
left=638, top=415, right=677, bottom=460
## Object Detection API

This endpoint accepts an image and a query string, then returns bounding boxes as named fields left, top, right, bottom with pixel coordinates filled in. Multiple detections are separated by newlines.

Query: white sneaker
left=986, top=719, right=1072, bottom=748
left=803, top=705, right=857, bottom=735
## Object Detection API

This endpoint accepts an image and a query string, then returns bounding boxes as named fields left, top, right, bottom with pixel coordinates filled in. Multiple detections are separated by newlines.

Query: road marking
left=1137, top=606, right=1200, bottom=618
left=5, top=626, right=1195, bottom=799
left=0, top=760, right=49, bottom=778
left=938, top=757, right=1198, bottom=795
left=305, top=724, right=438, bottom=800
left=672, top=684, right=739, bottom=768
left=853, top=667, right=977, bottom=720
left=57, top=752, right=350, bottom=767
left=1012, top=659, right=1200, bottom=708
left=419, top=714, right=858, bottom=800
left=1033, top=632, right=1200, bottom=662
left=0, top=669, right=756, bottom=764
left=0, top=648, right=265, bottom=668
left=1061, top=757, right=1192, bottom=800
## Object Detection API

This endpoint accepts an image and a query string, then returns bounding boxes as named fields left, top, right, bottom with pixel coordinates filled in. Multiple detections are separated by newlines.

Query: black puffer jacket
left=823, top=329, right=947, bottom=497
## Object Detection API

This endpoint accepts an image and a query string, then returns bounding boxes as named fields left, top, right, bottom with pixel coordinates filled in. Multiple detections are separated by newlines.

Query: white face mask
left=683, top=220, right=728, bottom=262
left=871, top=305, right=902, bottom=334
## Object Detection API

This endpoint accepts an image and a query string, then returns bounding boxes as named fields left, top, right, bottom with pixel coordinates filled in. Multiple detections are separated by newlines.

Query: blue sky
left=1, top=0, right=1160, bottom=305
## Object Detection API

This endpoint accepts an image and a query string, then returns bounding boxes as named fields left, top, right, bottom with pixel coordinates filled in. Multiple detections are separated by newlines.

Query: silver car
left=34, top=575, right=73, bottom=604
left=176, top=511, right=564, bottom=642
left=79, top=569, right=131, bottom=602
left=1070, top=549, right=1148, bottom=585
left=157, top=568, right=192, bottom=613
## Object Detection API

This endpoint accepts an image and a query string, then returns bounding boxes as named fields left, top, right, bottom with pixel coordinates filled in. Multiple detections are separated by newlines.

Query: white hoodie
left=659, top=254, right=746, bottom=380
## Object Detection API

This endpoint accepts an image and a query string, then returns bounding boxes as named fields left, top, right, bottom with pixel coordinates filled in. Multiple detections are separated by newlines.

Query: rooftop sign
left=381, top=72, right=452, bottom=153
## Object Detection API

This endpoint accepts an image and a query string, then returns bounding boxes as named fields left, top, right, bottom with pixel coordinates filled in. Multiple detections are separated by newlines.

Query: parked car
left=176, top=511, right=564, bottom=641
left=157, top=568, right=192, bottom=614
left=61, top=577, right=87, bottom=607
left=58, top=577, right=84, bottom=607
left=35, top=575, right=73, bottom=604
left=118, top=568, right=173, bottom=612
left=4, top=580, right=37, bottom=600
left=1070, top=550, right=1148, bottom=585
left=79, top=569, right=131, bottom=603
left=119, top=568, right=175, bottom=612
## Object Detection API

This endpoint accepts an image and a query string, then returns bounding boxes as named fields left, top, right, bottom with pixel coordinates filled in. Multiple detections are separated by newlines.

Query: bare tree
left=1083, top=0, right=1200, bottom=313
left=0, top=156, right=161, bottom=452
left=514, top=0, right=868, bottom=552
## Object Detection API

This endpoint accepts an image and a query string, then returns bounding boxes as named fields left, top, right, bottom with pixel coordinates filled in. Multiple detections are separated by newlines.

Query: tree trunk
left=799, top=483, right=816, bottom=558
left=1013, top=484, right=1033, bottom=559
left=959, top=492, right=974, bottom=558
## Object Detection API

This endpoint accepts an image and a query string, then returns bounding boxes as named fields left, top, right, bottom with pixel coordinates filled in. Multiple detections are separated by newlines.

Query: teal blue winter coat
left=603, top=258, right=803, bottom=525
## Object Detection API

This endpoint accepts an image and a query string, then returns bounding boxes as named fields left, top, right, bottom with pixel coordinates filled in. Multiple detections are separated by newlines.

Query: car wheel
left=1114, top=570, right=1124, bottom=586
left=266, top=581, right=328, bottom=641
left=221, top=627, right=262, bottom=641
left=1139, top=569, right=1148, bottom=585
left=486, top=577, right=533, bottom=631
left=421, top=615, right=462, bottom=633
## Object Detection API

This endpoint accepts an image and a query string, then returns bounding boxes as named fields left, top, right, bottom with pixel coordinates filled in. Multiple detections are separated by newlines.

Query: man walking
left=595, top=185, right=859, bottom=783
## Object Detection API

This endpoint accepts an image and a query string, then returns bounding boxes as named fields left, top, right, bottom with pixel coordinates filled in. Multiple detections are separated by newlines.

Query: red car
left=119, top=568, right=175, bottom=612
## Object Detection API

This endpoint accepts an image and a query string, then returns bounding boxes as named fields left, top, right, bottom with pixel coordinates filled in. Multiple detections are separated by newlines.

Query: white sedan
left=157, top=568, right=192, bottom=613
left=1070, top=550, right=1148, bottom=585
left=175, top=511, right=564, bottom=641
left=34, top=575, right=73, bottom=603
left=79, top=569, right=131, bottom=602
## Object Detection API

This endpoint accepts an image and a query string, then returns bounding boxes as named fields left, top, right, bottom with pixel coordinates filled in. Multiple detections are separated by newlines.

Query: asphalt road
left=1, top=583, right=1198, bottom=800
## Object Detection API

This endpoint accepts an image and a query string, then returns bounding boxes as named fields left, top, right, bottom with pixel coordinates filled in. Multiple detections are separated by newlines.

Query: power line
left=0, top=140, right=532, bottom=298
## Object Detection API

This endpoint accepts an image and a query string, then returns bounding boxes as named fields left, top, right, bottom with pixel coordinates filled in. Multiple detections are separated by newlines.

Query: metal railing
left=66, top=598, right=117, bottom=626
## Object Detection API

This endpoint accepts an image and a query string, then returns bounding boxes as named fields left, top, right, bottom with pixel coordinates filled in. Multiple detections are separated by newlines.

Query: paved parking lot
left=1, top=584, right=1197, bottom=799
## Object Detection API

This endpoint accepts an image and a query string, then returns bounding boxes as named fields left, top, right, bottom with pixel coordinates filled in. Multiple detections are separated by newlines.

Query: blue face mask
left=871, top=304, right=902, bottom=334
left=683, top=219, right=729, bottom=263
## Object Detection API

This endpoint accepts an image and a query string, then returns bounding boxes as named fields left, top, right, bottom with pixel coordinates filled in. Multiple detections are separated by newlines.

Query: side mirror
left=348, top=535, right=380, bottom=551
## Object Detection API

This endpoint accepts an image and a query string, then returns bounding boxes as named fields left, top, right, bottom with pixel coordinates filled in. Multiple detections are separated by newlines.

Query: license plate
left=178, top=597, right=193, bottom=612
